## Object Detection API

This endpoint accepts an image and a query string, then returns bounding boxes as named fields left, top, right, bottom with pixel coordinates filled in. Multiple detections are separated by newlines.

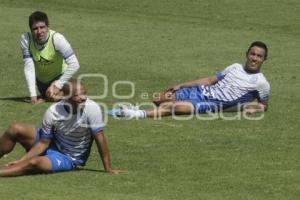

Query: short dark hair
left=247, top=41, right=268, bottom=59
left=28, top=11, right=49, bottom=30
left=62, top=79, right=82, bottom=97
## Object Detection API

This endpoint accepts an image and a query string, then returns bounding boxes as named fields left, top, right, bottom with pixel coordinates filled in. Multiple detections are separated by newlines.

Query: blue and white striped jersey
left=202, top=63, right=270, bottom=107
left=40, top=98, right=105, bottom=166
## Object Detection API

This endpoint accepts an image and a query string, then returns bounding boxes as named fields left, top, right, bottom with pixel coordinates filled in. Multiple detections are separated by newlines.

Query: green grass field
left=0, top=0, right=300, bottom=199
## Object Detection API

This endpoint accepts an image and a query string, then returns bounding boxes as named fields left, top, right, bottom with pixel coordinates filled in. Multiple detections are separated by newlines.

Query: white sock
left=126, top=109, right=147, bottom=119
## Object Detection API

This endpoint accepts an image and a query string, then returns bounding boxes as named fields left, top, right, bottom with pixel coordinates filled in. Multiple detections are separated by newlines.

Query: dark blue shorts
left=175, top=86, right=218, bottom=113
left=36, top=74, right=61, bottom=98
left=35, top=128, right=76, bottom=172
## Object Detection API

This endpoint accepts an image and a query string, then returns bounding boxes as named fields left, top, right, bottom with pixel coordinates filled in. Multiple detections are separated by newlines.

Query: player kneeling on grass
left=22, top=11, right=80, bottom=104
left=110, top=41, right=270, bottom=119
left=0, top=79, right=123, bottom=177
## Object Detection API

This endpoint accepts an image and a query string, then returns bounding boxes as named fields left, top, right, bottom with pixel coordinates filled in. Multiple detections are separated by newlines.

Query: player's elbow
left=206, top=75, right=218, bottom=85
left=73, top=63, right=80, bottom=72
left=66, top=54, right=80, bottom=71
left=71, top=58, right=80, bottom=71
left=260, top=103, right=268, bottom=112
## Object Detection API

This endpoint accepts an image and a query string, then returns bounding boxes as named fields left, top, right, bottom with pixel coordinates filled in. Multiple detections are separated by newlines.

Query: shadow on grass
left=0, top=167, right=106, bottom=179
left=76, top=167, right=107, bottom=173
left=0, top=96, right=31, bottom=103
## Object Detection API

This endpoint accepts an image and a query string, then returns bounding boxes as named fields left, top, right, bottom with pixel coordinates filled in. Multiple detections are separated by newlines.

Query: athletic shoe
left=107, top=104, right=137, bottom=118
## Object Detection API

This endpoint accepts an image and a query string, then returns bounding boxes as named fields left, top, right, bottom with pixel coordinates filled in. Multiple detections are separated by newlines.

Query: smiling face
left=245, top=46, right=267, bottom=73
left=31, top=21, right=49, bottom=44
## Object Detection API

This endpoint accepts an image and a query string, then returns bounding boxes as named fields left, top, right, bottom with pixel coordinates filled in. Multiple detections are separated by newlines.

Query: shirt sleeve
left=257, top=80, right=270, bottom=103
left=216, top=63, right=236, bottom=80
left=53, top=33, right=80, bottom=89
left=53, top=32, right=74, bottom=59
left=21, top=33, right=37, bottom=97
left=21, top=33, right=32, bottom=59
left=40, top=108, right=55, bottom=140
left=85, top=101, right=105, bottom=135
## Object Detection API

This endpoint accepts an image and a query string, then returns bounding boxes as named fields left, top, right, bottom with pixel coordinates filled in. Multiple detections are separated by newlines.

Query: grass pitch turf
left=0, top=0, right=300, bottom=199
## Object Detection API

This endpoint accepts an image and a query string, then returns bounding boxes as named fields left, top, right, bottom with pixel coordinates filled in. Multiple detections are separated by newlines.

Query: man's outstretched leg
left=113, top=101, right=195, bottom=119
left=146, top=101, right=195, bottom=118
left=109, top=88, right=195, bottom=119
left=0, top=123, right=36, bottom=159
left=0, top=156, right=52, bottom=177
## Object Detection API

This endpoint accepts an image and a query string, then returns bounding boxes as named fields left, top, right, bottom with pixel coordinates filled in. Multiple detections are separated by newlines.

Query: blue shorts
left=35, top=129, right=76, bottom=172
left=45, top=148, right=76, bottom=172
left=175, top=86, right=218, bottom=113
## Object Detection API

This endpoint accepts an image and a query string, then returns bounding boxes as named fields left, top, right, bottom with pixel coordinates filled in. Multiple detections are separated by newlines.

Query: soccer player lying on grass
left=111, top=41, right=270, bottom=118
left=0, top=79, right=123, bottom=177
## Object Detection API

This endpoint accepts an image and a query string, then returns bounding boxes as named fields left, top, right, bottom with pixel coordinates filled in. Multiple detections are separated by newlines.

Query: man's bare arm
left=244, top=102, right=268, bottom=114
left=94, top=131, right=125, bottom=175
left=6, top=139, right=50, bottom=166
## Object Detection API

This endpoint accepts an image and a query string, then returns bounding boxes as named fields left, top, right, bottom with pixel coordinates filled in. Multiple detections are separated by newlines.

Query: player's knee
left=153, top=92, right=173, bottom=106
left=6, top=123, right=23, bottom=138
left=26, top=157, right=51, bottom=174
left=28, top=157, right=43, bottom=169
